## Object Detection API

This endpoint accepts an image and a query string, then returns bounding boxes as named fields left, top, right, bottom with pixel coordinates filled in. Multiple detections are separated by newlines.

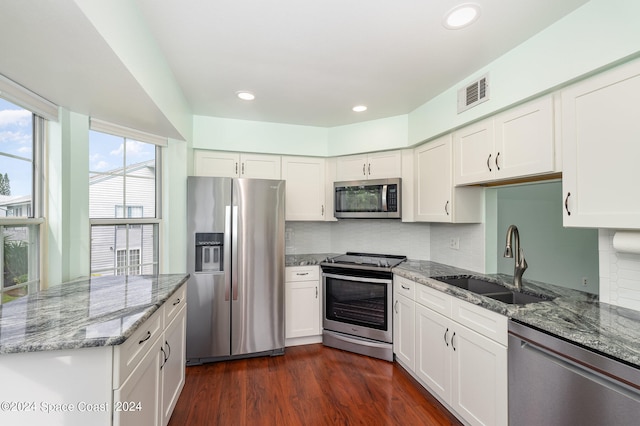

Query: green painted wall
left=491, top=181, right=599, bottom=293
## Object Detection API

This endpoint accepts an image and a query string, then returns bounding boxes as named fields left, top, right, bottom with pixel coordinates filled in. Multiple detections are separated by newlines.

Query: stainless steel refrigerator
left=186, top=176, right=285, bottom=364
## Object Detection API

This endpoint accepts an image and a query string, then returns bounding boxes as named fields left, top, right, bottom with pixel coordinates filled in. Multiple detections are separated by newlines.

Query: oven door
left=322, top=272, right=392, bottom=343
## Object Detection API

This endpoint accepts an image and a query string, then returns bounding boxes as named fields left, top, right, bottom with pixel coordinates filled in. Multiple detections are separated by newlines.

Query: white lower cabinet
left=285, top=266, right=322, bottom=345
left=114, top=284, right=187, bottom=426
left=393, top=276, right=415, bottom=369
left=394, top=276, right=507, bottom=426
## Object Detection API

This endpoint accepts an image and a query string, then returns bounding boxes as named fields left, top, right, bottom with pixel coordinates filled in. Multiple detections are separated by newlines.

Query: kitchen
left=1, top=0, right=640, bottom=425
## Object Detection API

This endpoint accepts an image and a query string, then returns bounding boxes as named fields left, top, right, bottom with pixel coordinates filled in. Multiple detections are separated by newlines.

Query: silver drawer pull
left=173, top=298, right=181, bottom=306
left=296, top=272, right=309, bottom=276
left=401, top=285, right=410, bottom=290
left=139, top=331, right=151, bottom=345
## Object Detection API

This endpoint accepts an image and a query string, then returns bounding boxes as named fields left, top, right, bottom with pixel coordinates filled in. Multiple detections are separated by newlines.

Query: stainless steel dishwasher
left=509, top=320, right=640, bottom=425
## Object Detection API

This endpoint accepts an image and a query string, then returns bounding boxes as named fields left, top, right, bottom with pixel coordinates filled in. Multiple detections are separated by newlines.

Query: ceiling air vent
left=458, top=74, right=489, bottom=113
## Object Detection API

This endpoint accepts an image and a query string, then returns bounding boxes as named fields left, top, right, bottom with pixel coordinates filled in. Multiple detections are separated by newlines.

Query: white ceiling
left=0, top=0, right=590, bottom=135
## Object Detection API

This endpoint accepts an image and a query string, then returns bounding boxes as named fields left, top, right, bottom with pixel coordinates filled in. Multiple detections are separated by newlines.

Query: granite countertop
left=394, top=260, right=640, bottom=368
left=0, top=273, right=190, bottom=355
left=286, top=253, right=338, bottom=267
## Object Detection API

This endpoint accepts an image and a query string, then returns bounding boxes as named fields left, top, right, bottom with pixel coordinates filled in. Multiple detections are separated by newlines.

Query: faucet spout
left=504, top=225, right=527, bottom=290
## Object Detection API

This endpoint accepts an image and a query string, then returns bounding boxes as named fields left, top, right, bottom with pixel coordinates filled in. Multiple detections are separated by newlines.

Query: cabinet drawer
left=286, top=266, right=319, bottom=282
left=451, top=298, right=507, bottom=346
left=415, top=281, right=452, bottom=317
left=394, top=275, right=415, bottom=300
left=113, top=306, right=163, bottom=389
left=164, top=283, right=187, bottom=327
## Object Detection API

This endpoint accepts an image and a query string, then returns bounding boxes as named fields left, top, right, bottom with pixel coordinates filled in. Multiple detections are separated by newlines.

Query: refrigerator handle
left=232, top=205, right=239, bottom=301
left=224, top=206, right=232, bottom=301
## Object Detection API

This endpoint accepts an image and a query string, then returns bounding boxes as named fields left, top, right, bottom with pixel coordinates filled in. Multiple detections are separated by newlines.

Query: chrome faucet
left=504, top=225, right=527, bottom=290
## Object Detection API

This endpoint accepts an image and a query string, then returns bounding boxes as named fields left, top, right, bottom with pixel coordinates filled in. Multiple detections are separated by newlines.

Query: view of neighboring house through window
left=0, top=98, right=42, bottom=305
left=89, top=129, right=160, bottom=276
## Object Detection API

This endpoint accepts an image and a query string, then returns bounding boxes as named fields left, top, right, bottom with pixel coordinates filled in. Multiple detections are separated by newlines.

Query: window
left=89, top=125, right=162, bottom=277
left=0, top=98, right=44, bottom=304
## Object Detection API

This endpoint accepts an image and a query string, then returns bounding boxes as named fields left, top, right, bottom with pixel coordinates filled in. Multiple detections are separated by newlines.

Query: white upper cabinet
left=562, top=58, right=640, bottom=229
left=414, top=135, right=483, bottom=223
left=194, top=150, right=281, bottom=179
left=454, top=96, right=556, bottom=186
left=281, top=156, right=326, bottom=221
left=335, top=150, right=402, bottom=181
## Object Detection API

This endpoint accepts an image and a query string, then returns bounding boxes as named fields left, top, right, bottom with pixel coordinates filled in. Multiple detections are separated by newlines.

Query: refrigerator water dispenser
left=195, top=232, right=224, bottom=272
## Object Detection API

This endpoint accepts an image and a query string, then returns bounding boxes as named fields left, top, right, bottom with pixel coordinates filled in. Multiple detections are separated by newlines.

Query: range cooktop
left=321, top=252, right=407, bottom=272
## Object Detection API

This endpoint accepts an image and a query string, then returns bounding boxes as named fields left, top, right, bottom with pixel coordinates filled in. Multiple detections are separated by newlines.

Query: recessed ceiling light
left=443, top=4, right=480, bottom=30
left=236, top=91, right=255, bottom=101
left=352, top=105, right=367, bottom=112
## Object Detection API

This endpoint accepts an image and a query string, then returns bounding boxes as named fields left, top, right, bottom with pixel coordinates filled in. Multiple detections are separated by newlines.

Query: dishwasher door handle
left=519, top=339, right=640, bottom=402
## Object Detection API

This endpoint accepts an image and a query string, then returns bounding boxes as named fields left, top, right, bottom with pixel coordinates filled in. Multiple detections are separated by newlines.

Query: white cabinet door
left=562, top=59, right=640, bottom=229
left=367, top=150, right=402, bottom=179
left=161, top=306, right=186, bottom=426
left=281, top=156, right=326, bottom=220
left=335, top=151, right=402, bottom=181
left=239, top=153, right=281, bottom=179
left=194, top=150, right=239, bottom=177
left=494, top=96, right=555, bottom=180
left=451, top=324, right=508, bottom=426
left=335, top=154, right=368, bottom=181
left=415, top=136, right=483, bottom=223
left=113, top=336, right=162, bottom=426
left=393, top=292, right=415, bottom=370
left=453, top=119, right=495, bottom=186
left=194, top=150, right=281, bottom=179
left=415, top=135, right=453, bottom=222
left=415, top=303, right=452, bottom=404
left=285, top=280, right=320, bottom=338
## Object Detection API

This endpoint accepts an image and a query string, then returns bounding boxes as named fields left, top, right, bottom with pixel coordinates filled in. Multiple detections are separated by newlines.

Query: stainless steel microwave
left=334, top=178, right=401, bottom=219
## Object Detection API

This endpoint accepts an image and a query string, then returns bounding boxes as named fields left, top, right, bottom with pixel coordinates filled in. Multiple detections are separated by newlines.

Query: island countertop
left=0, top=274, right=189, bottom=355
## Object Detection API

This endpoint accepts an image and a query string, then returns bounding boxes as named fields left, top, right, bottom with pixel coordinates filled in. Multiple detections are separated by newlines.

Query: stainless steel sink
left=484, top=291, right=549, bottom=305
left=434, top=276, right=508, bottom=294
left=433, top=275, right=550, bottom=305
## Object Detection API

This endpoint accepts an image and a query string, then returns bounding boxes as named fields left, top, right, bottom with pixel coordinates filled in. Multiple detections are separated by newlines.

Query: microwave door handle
left=381, top=184, right=388, bottom=212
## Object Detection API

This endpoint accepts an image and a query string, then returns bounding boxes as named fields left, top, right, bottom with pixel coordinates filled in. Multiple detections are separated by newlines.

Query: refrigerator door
left=186, top=177, right=232, bottom=360
left=231, top=178, right=285, bottom=355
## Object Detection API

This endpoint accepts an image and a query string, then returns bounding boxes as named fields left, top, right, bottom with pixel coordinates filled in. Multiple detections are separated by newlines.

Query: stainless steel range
left=320, top=252, right=406, bottom=361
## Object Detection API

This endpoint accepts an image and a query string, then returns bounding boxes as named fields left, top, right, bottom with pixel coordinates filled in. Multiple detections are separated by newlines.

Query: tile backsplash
left=285, top=220, right=430, bottom=260
left=285, top=220, right=485, bottom=272
left=599, top=229, right=640, bottom=311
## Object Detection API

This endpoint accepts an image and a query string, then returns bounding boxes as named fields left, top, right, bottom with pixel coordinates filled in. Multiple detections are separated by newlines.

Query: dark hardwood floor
left=169, top=344, right=462, bottom=426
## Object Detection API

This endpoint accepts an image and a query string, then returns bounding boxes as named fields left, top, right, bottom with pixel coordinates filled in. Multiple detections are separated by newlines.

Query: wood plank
left=168, top=344, right=462, bottom=425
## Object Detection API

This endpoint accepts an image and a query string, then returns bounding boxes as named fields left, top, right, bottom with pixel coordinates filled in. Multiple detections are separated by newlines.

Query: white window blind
left=90, top=118, right=168, bottom=147
left=0, top=74, right=58, bottom=121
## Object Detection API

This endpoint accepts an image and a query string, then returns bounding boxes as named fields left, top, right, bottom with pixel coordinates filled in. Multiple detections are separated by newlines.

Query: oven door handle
left=322, top=273, right=392, bottom=285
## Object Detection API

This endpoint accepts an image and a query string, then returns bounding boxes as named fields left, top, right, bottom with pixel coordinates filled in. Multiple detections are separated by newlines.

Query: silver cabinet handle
left=368, top=163, right=371, bottom=175
left=487, top=154, right=492, bottom=172
left=451, top=331, right=457, bottom=351
left=495, top=152, right=501, bottom=171
left=235, top=162, right=238, bottom=174
left=315, top=286, right=318, bottom=299
left=172, top=298, right=181, bottom=306
left=363, top=164, right=366, bottom=176
left=401, top=284, right=410, bottom=291
left=321, top=205, right=325, bottom=216
left=242, top=162, right=245, bottom=175
left=444, top=328, right=449, bottom=346
left=445, top=201, right=450, bottom=216
left=296, top=272, right=309, bottom=276
left=565, top=192, right=571, bottom=216
left=394, top=300, right=399, bottom=314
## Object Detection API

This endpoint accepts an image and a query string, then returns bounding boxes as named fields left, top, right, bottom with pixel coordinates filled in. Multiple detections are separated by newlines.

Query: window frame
left=0, top=111, right=45, bottom=304
left=88, top=132, right=162, bottom=277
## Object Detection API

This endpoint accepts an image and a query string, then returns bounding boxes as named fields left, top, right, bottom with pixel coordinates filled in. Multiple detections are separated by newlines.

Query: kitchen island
left=0, top=273, right=189, bottom=426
